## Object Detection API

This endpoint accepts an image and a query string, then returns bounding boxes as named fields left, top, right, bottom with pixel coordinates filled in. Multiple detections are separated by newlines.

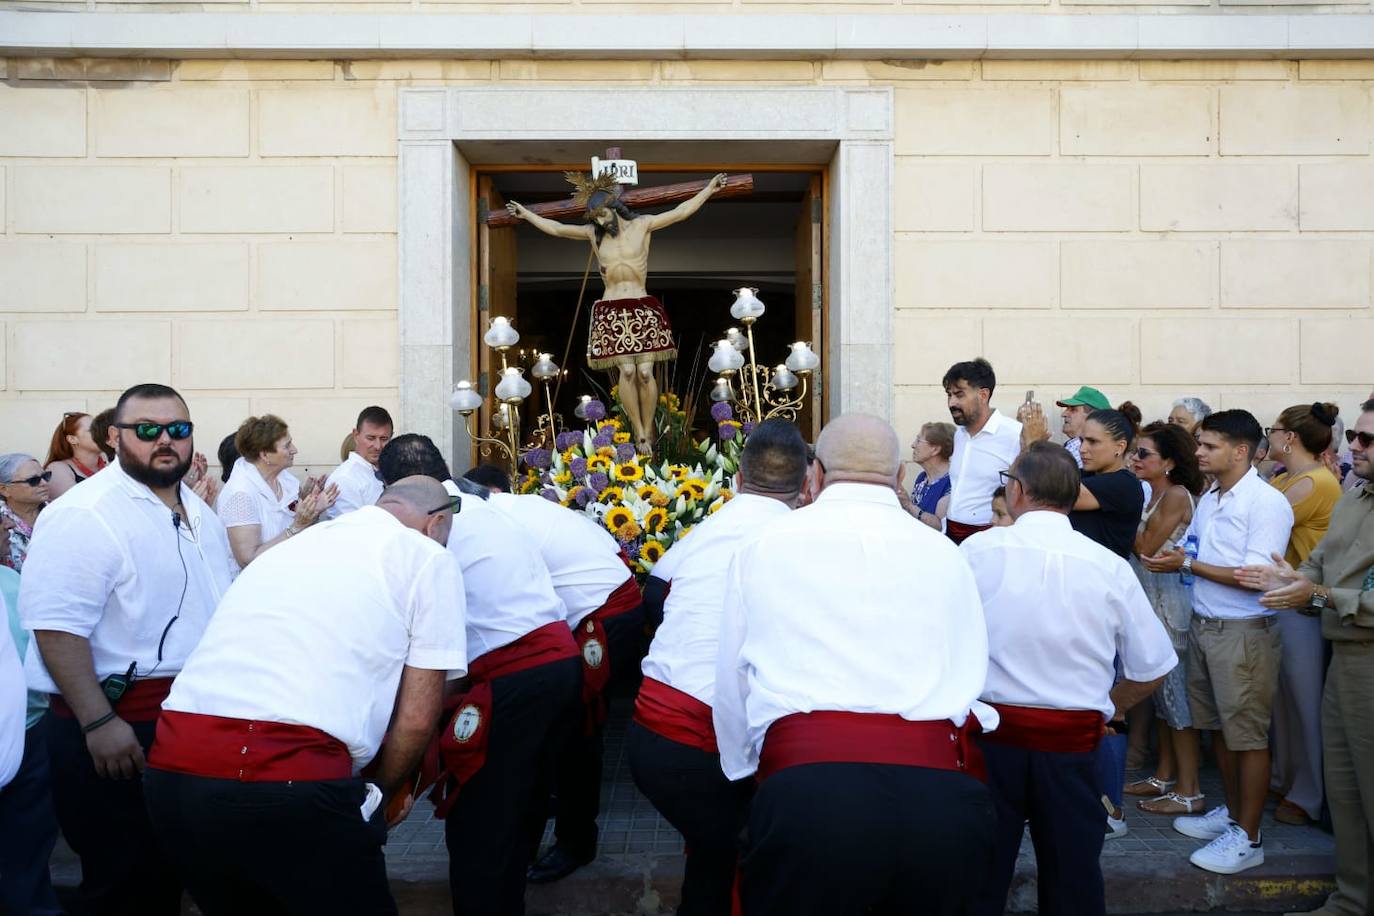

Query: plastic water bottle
left=1180, top=534, right=1199, bottom=587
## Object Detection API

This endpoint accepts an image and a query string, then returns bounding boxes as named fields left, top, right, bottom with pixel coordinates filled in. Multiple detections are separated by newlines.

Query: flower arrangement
left=519, top=396, right=742, bottom=576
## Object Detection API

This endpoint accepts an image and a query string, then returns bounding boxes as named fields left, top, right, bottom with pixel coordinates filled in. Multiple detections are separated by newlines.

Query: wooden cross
left=485, top=147, right=753, bottom=227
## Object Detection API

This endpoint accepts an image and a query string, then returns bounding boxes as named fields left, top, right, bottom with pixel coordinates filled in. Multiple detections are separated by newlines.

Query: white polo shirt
left=217, top=459, right=302, bottom=556
left=20, top=460, right=237, bottom=694
left=642, top=494, right=790, bottom=708
left=1186, top=468, right=1294, bottom=620
left=962, top=511, right=1177, bottom=719
left=488, top=492, right=630, bottom=627
left=714, top=483, right=993, bottom=781
left=164, top=506, right=466, bottom=769
left=948, top=409, right=1023, bottom=527
left=0, top=608, right=23, bottom=788
left=323, top=451, right=383, bottom=520
left=443, top=482, right=567, bottom=662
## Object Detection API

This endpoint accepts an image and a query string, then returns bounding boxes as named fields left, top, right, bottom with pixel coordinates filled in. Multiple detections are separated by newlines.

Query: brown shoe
left=1138, top=792, right=1206, bottom=815
left=1275, top=799, right=1312, bottom=826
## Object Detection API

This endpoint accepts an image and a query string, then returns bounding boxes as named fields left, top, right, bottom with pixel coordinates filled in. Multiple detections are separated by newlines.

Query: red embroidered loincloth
left=587, top=296, right=678, bottom=370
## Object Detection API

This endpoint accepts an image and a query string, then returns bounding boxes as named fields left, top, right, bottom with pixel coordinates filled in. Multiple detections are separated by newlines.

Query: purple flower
left=555, top=430, right=582, bottom=451
left=616, top=443, right=637, bottom=462
left=619, top=539, right=641, bottom=561
left=574, top=487, right=595, bottom=508
left=742, top=421, right=756, bottom=436
left=570, top=457, right=588, bottom=478
left=589, top=471, right=610, bottom=492
left=592, top=429, right=614, bottom=449
left=718, top=423, right=737, bottom=441
left=539, top=488, right=559, bottom=502
left=522, top=447, right=552, bottom=470
left=584, top=399, right=607, bottom=421
left=710, top=401, right=734, bottom=423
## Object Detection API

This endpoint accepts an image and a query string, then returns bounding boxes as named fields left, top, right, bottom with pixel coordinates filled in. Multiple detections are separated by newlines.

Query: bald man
left=714, top=414, right=996, bottom=916
left=145, top=476, right=466, bottom=915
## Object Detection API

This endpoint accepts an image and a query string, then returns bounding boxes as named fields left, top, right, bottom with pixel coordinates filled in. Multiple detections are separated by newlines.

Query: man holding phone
left=942, top=358, right=1023, bottom=544
left=20, top=383, right=237, bottom=915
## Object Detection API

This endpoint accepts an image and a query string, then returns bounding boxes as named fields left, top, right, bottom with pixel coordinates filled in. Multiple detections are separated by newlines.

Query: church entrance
left=471, top=164, right=826, bottom=449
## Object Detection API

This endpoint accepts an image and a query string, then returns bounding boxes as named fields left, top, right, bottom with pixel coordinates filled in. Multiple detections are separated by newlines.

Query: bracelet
left=81, top=711, right=117, bottom=734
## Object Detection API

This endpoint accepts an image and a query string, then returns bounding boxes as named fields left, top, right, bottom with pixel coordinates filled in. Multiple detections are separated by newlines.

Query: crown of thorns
left=564, top=170, right=619, bottom=209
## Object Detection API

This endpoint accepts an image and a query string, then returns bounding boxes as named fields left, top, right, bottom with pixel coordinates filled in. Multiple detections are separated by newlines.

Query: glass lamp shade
left=484, top=316, right=520, bottom=349
left=709, top=377, right=734, bottom=403
left=729, top=287, right=766, bottom=322
left=494, top=367, right=532, bottom=403
left=725, top=327, right=748, bottom=352
left=573, top=395, right=592, bottom=420
left=784, top=341, right=821, bottom=373
left=707, top=340, right=746, bottom=374
left=530, top=353, right=560, bottom=381
left=490, top=403, right=511, bottom=431
left=449, top=381, right=484, bottom=414
left=770, top=365, right=799, bottom=391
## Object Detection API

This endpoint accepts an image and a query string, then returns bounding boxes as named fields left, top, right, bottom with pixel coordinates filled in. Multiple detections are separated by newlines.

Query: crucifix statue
left=499, top=152, right=751, bottom=455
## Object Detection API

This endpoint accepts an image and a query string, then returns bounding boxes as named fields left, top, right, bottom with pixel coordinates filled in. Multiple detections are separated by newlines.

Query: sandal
left=1124, top=776, right=1176, bottom=798
left=1137, top=792, right=1206, bottom=815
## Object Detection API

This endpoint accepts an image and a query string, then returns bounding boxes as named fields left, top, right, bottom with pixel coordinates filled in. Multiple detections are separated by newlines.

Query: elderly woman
left=44, top=412, right=107, bottom=500
left=1167, top=397, right=1212, bottom=436
left=0, top=454, right=51, bottom=572
left=900, top=421, right=954, bottom=530
left=218, top=415, right=337, bottom=570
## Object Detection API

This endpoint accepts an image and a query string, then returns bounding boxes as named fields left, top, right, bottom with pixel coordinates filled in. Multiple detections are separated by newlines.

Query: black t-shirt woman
left=1069, top=410, right=1145, bottom=560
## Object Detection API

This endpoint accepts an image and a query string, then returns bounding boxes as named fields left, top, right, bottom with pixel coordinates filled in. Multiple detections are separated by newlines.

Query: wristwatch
left=1304, top=585, right=1330, bottom=617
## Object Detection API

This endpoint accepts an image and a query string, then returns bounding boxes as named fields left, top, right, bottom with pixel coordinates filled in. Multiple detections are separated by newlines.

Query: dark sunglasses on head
left=114, top=421, right=194, bottom=442
left=9, top=471, right=53, bottom=487
left=1348, top=430, right=1374, bottom=449
left=427, top=494, right=463, bottom=516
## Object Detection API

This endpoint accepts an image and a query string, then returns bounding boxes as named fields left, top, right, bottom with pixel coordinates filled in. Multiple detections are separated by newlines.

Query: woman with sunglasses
left=0, top=454, right=50, bottom=572
left=1265, top=403, right=1343, bottom=827
left=44, top=412, right=107, bottom=501
left=1125, top=423, right=1208, bottom=816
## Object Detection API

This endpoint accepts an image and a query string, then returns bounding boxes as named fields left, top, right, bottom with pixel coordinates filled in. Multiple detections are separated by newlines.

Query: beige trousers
left=1323, top=640, right=1374, bottom=916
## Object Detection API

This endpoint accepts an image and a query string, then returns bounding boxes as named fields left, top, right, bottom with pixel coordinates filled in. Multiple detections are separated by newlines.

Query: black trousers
left=46, top=711, right=182, bottom=916
left=974, top=740, right=1105, bottom=916
left=0, top=718, right=62, bottom=916
left=547, top=606, right=646, bottom=858
left=740, top=762, right=995, bottom=916
left=627, top=721, right=752, bottom=916
left=445, top=655, right=582, bottom=916
left=143, top=769, right=395, bottom=916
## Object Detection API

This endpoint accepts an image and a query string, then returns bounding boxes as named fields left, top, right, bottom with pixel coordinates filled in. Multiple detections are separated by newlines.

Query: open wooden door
left=793, top=174, right=823, bottom=440
left=477, top=176, right=520, bottom=440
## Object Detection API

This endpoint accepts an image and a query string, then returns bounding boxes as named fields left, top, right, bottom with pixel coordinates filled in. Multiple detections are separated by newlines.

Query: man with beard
left=19, top=383, right=237, bottom=915
left=942, top=358, right=1023, bottom=544
left=324, top=405, right=394, bottom=518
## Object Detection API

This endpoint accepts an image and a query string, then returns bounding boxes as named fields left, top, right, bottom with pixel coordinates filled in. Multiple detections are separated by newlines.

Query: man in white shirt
left=20, top=383, right=237, bottom=915
left=963, top=442, right=1176, bottom=916
left=323, top=405, right=393, bottom=518
left=0, top=613, right=23, bottom=790
left=943, top=358, right=1023, bottom=544
left=143, top=476, right=465, bottom=914
left=466, top=465, right=643, bottom=885
left=714, top=414, right=994, bottom=916
left=1143, top=409, right=1294, bottom=875
left=630, top=419, right=807, bottom=916
left=377, top=435, right=581, bottom=916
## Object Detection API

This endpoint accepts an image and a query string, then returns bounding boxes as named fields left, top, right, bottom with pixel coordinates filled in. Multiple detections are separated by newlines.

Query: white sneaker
left=1190, top=824, right=1264, bottom=875
left=1173, top=804, right=1232, bottom=840
left=1105, top=811, right=1128, bottom=840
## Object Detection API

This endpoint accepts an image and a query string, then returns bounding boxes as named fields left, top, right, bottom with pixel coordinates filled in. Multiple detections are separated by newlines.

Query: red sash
left=49, top=677, right=174, bottom=724
left=633, top=677, right=717, bottom=754
left=758, top=711, right=985, bottom=782
left=148, top=710, right=353, bottom=782
left=428, top=621, right=579, bottom=818
left=945, top=520, right=991, bottom=545
left=982, top=703, right=1105, bottom=754
left=576, top=576, right=642, bottom=715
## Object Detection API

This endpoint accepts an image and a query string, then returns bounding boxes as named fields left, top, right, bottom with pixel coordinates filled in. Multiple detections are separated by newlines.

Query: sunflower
left=604, top=506, right=634, bottom=532
left=636, top=484, right=661, bottom=501
left=643, top=507, right=669, bottom=534
left=596, top=446, right=616, bottom=458
left=649, top=492, right=671, bottom=508
left=615, top=462, right=645, bottom=483
left=667, top=465, right=690, bottom=482
left=613, top=432, right=632, bottom=444
left=586, top=454, right=613, bottom=474
left=616, top=520, right=643, bottom=540
left=641, top=540, right=666, bottom=564
left=598, top=485, right=625, bottom=504
left=676, top=479, right=707, bottom=501
left=553, top=470, right=572, bottom=486
left=598, top=418, right=622, bottom=432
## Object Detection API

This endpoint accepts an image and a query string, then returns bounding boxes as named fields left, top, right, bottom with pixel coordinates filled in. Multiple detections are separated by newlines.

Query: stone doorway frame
left=396, top=85, right=895, bottom=463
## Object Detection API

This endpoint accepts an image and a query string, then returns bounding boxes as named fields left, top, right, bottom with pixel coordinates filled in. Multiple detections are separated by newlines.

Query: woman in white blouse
left=218, top=415, right=337, bottom=569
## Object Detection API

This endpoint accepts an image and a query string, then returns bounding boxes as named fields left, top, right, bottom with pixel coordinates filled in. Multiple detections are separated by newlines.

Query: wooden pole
left=486, top=173, right=754, bottom=227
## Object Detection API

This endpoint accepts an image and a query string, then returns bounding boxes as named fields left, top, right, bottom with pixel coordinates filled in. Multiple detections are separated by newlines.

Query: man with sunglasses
left=144, top=475, right=465, bottom=914
left=1240, top=399, right=1374, bottom=916
left=19, top=383, right=237, bottom=915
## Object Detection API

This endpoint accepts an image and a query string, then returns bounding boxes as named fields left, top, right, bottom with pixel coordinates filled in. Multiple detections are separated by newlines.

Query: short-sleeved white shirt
left=217, top=459, right=301, bottom=548
left=948, top=409, right=1023, bottom=527
left=323, top=452, right=383, bottom=520
left=20, top=460, right=237, bottom=694
left=962, top=510, right=1178, bottom=719
left=164, top=506, right=467, bottom=769
left=487, top=493, right=629, bottom=627
left=0, top=601, right=24, bottom=789
left=1186, top=468, right=1295, bottom=620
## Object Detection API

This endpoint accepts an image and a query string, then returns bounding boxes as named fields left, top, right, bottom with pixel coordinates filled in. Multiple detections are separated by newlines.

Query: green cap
left=1056, top=386, right=1111, bottom=411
